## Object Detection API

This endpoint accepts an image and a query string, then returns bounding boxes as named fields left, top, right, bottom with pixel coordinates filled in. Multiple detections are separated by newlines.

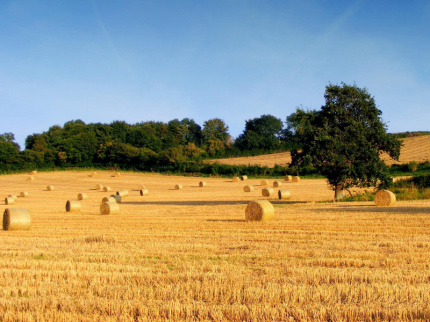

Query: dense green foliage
left=286, top=83, right=402, bottom=197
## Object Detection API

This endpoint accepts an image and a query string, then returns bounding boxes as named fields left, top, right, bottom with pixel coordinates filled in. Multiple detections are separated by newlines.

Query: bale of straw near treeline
left=65, top=200, right=81, bottom=212
left=374, top=190, right=396, bottom=207
left=3, top=208, right=31, bottom=231
left=260, top=180, right=269, bottom=186
left=245, top=200, right=274, bottom=222
left=199, top=181, right=207, bottom=187
left=175, top=184, right=182, bottom=190
left=78, top=193, right=88, bottom=200
left=278, top=189, right=291, bottom=199
left=140, top=189, right=149, bottom=196
left=232, top=177, right=240, bottom=182
left=100, top=202, right=120, bottom=215
left=262, top=187, right=274, bottom=197
left=243, top=185, right=254, bottom=192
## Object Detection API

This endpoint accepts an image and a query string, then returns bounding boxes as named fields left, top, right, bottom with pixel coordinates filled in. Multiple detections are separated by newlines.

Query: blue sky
left=1, top=0, right=429, bottom=149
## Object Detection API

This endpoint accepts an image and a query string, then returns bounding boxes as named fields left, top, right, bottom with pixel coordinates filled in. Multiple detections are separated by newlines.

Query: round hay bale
left=5, top=197, right=15, bottom=205
left=110, top=194, right=121, bottom=203
left=8, top=194, right=18, bottom=200
left=175, top=184, right=183, bottom=190
left=19, top=192, right=29, bottom=198
left=241, top=175, right=248, bottom=181
left=374, top=190, right=396, bottom=207
left=292, top=176, right=300, bottom=182
left=273, top=181, right=282, bottom=188
left=199, top=181, right=207, bottom=187
left=27, top=176, right=34, bottom=181
left=65, top=200, right=81, bottom=212
left=47, top=185, right=54, bottom=191
left=103, top=186, right=112, bottom=192
left=232, top=177, right=240, bottom=182
left=243, top=185, right=254, bottom=192
left=116, top=190, right=129, bottom=197
left=284, top=175, right=292, bottom=182
left=3, top=208, right=31, bottom=231
left=102, top=196, right=116, bottom=204
left=138, top=184, right=146, bottom=190
left=140, top=189, right=149, bottom=196
left=90, top=172, right=97, bottom=177
left=260, top=180, right=269, bottom=186
left=245, top=200, right=274, bottom=222
left=96, top=184, right=103, bottom=190
left=77, top=193, right=88, bottom=200
left=114, top=172, right=121, bottom=177
left=278, top=189, right=291, bottom=200
left=30, top=170, right=37, bottom=175
left=100, top=202, right=120, bottom=215
left=262, top=187, right=274, bottom=197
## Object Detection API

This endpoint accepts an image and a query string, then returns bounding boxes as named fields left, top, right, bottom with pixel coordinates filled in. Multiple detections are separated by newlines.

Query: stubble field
left=0, top=171, right=430, bottom=321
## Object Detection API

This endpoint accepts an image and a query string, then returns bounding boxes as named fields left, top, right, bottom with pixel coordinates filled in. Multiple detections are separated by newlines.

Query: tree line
left=1, top=83, right=405, bottom=199
left=0, top=115, right=290, bottom=172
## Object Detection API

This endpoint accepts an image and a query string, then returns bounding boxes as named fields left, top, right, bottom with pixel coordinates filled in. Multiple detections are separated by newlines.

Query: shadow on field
left=206, top=219, right=245, bottom=222
left=314, top=204, right=430, bottom=214
left=121, top=200, right=309, bottom=206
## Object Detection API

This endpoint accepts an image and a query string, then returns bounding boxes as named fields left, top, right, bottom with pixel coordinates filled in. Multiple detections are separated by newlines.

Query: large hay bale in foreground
left=284, top=175, right=292, bottom=182
left=47, top=185, right=55, bottom=191
left=232, top=177, right=240, bottom=182
left=241, top=175, right=248, bottom=181
left=292, top=176, right=300, bottom=182
left=243, top=185, right=254, bottom=192
left=245, top=200, right=274, bottom=222
left=199, top=181, right=207, bottom=187
left=175, top=184, right=182, bottom=190
left=273, top=181, right=282, bottom=187
left=260, top=180, right=269, bottom=186
left=116, top=190, right=129, bottom=197
left=103, top=186, right=112, bottom=192
left=374, top=190, right=396, bottom=207
left=20, top=192, right=28, bottom=197
left=78, top=193, right=88, bottom=200
left=262, top=187, right=274, bottom=197
left=140, top=189, right=149, bottom=196
left=5, top=197, right=15, bottom=205
left=3, top=208, right=31, bottom=231
left=100, top=202, right=120, bottom=215
left=278, top=189, right=291, bottom=200
left=102, top=196, right=116, bottom=204
left=110, top=194, right=121, bottom=203
left=65, top=200, right=81, bottom=212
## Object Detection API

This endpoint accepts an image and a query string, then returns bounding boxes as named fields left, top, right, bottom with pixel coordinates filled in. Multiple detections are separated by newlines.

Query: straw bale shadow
left=314, top=204, right=430, bottom=214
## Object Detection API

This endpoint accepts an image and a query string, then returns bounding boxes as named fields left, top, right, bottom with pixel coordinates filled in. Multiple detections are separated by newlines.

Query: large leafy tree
left=235, top=114, right=283, bottom=150
left=286, top=83, right=401, bottom=199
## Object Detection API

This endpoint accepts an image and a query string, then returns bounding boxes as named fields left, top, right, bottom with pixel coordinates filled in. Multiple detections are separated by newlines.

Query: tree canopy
left=286, top=83, right=401, bottom=198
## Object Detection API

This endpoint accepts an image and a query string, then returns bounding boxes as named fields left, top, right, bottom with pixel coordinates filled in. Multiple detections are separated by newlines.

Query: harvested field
left=0, top=170, right=430, bottom=320
left=212, top=135, right=430, bottom=167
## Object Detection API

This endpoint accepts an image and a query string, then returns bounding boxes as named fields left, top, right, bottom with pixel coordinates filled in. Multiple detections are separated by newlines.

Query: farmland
left=0, top=171, right=430, bottom=320
left=212, top=135, right=430, bottom=167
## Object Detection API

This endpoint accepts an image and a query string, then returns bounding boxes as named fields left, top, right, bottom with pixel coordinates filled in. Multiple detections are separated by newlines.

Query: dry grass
left=0, top=171, right=430, bottom=320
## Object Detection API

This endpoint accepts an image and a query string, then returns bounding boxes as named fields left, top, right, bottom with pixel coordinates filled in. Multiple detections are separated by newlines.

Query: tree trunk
left=334, top=183, right=345, bottom=201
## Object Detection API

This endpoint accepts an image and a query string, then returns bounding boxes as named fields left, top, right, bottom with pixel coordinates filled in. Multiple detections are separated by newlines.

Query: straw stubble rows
left=0, top=171, right=429, bottom=320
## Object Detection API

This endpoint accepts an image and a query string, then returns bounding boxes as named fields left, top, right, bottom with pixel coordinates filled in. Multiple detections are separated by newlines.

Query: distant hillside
left=212, top=135, right=430, bottom=168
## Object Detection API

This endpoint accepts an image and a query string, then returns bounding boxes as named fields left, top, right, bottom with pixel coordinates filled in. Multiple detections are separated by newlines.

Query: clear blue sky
left=1, top=0, right=429, bottom=149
